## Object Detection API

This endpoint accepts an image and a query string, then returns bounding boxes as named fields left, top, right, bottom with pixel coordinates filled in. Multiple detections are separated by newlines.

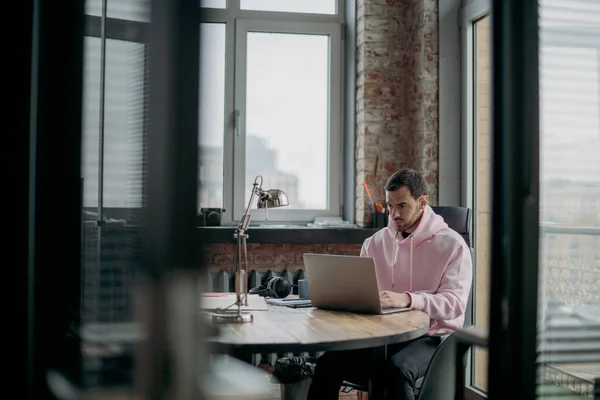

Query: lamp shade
left=257, top=189, right=289, bottom=209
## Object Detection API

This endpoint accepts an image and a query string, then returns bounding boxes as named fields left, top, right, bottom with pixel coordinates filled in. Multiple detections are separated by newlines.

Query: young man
left=307, top=168, right=473, bottom=400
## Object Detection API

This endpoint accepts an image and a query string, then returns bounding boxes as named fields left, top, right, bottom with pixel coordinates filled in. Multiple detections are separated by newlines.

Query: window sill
left=197, top=226, right=379, bottom=244
left=85, top=223, right=380, bottom=244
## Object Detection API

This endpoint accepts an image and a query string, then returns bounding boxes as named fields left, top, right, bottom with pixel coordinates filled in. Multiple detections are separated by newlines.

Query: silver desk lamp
left=212, top=175, right=289, bottom=323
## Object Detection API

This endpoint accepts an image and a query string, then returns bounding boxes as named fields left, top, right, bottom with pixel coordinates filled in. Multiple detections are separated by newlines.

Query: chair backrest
left=430, top=206, right=471, bottom=247
left=431, top=206, right=474, bottom=325
left=421, top=208, right=474, bottom=399
left=465, top=247, right=474, bottom=325
left=415, top=333, right=470, bottom=400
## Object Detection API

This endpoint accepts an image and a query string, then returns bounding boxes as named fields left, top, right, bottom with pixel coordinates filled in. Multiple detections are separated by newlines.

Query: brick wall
left=355, top=0, right=439, bottom=226
left=200, top=243, right=362, bottom=273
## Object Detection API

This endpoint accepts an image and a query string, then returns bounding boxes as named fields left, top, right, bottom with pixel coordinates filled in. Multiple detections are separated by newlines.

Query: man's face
left=385, top=186, right=427, bottom=232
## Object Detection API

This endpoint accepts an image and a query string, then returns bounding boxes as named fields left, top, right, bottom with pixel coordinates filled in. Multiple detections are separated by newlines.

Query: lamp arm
left=234, top=175, right=264, bottom=310
left=238, top=175, right=263, bottom=232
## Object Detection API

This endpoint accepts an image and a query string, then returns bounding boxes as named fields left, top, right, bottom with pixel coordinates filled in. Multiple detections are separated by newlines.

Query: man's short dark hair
left=384, top=168, right=428, bottom=199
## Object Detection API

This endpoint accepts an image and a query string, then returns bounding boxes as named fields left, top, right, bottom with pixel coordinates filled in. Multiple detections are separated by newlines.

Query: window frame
left=200, top=0, right=346, bottom=225
left=461, top=0, right=489, bottom=213
left=461, top=0, right=490, bottom=396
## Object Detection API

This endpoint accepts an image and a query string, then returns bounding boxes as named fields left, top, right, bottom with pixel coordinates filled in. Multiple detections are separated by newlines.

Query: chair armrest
left=454, top=326, right=489, bottom=348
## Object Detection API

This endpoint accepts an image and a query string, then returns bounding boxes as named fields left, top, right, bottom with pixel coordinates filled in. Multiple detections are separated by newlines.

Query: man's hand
left=379, top=291, right=411, bottom=309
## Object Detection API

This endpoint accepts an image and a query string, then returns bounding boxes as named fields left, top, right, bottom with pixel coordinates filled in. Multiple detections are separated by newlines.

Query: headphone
left=249, top=276, right=292, bottom=298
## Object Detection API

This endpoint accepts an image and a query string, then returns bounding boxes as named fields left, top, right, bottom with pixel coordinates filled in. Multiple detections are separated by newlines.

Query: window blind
left=81, top=5, right=149, bottom=327
left=537, top=0, right=600, bottom=398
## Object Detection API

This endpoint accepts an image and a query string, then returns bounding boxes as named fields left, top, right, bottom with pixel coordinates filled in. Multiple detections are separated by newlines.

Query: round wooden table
left=208, top=303, right=429, bottom=399
left=209, top=303, right=430, bottom=354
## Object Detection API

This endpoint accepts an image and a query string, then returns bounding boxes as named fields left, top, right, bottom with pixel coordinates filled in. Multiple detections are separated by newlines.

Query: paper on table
left=200, top=293, right=268, bottom=311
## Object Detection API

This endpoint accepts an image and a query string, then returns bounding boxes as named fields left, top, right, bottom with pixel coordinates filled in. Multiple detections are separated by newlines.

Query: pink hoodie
left=360, top=205, right=473, bottom=336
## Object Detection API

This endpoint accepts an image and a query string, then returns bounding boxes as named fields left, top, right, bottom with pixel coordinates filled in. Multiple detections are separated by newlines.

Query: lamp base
left=212, top=309, right=253, bottom=324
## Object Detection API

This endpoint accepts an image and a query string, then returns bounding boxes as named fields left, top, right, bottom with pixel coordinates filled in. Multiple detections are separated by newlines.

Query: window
left=200, top=0, right=226, bottom=9
left=462, top=0, right=491, bottom=394
left=537, top=0, right=600, bottom=398
left=81, top=2, right=149, bottom=330
left=82, top=1, right=149, bottom=216
left=199, top=2, right=344, bottom=224
left=199, top=23, right=226, bottom=209
left=240, top=0, right=336, bottom=15
left=82, top=38, right=147, bottom=211
left=80, top=8, right=150, bottom=381
left=85, top=0, right=150, bottom=22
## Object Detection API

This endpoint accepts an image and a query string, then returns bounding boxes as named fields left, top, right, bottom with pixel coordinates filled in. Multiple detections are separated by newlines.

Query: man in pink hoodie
left=307, top=168, right=473, bottom=400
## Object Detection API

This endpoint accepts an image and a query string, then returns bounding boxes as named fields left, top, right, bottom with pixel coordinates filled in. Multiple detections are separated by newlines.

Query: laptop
left=302, top=253, right=411, bottom=315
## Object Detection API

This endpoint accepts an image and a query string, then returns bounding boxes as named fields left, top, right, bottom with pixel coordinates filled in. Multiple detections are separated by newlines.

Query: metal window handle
left=234, top=110, right=240, bottom=137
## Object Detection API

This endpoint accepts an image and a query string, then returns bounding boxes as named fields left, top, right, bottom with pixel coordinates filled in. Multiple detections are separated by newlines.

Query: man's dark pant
left=307, top=335, right=442, bottom=400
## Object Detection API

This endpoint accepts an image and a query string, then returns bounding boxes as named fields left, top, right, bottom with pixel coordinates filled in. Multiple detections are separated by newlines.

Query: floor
left=81, top=385, right=367, bottom=400
left=268, top=383, right=367, bottom=399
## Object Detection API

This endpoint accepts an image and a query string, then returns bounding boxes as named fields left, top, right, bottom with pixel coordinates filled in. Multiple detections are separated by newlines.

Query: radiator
left=204, top=268, right=306, bottom=294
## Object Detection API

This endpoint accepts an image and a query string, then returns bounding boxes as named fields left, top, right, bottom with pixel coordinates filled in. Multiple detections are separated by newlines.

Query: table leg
left=368, top=345, right=387, bottom=400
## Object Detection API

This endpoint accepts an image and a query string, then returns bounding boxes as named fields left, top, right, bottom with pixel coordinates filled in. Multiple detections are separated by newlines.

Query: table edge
left=208, top=323, right=430, bottom=355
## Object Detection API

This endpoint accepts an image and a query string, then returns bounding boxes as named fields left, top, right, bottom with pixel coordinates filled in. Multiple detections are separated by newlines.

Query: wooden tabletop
left=208, top=303, right=430, bottom=354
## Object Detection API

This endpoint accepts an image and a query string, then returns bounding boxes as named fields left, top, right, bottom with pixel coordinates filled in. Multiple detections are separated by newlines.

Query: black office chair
left=340, top=333, right=471, bottom=399
left=413, top=333, right=470, bottom=399
left=340, top=206, right=473, bottom=399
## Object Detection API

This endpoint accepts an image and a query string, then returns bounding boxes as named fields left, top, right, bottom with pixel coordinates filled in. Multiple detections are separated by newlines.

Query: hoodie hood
left=386, top=204, right=449, bottom=246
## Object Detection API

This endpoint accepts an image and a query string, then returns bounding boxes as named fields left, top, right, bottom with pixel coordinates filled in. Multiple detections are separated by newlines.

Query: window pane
left=245, top=32, right=329, bottom=210
left=200, top=0, right=226, bottom=9
left=537, top=0, right=600, bottom=398
left=82, top=38, right=147, bottom=211
left=198, top=23, right=226, bottom=209
left=85, top=0, right=150, bottom=22
left=473, top=14, right=491, bottom=393
left=240, top=0, right=336, bottom=15
left=82, top=37, right=101, bottom=210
